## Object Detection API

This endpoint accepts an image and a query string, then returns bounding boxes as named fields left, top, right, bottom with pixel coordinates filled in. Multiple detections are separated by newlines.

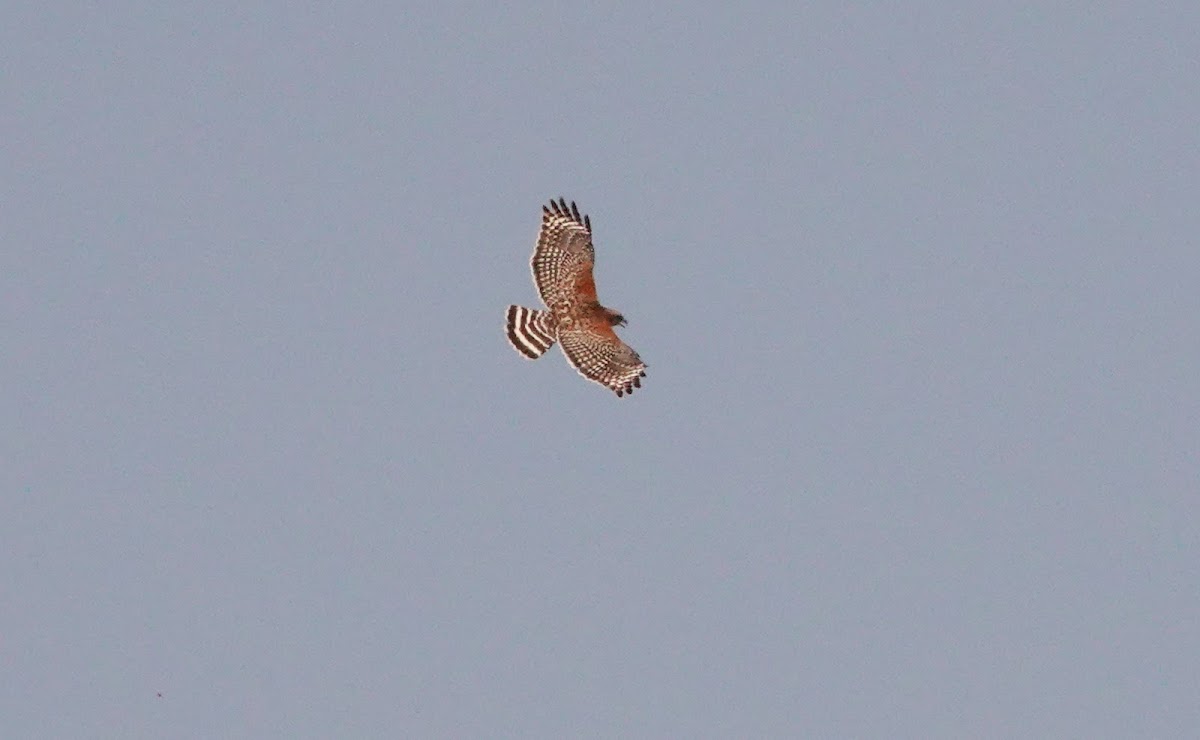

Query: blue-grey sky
left=4, top=3, right=1197, bottom=737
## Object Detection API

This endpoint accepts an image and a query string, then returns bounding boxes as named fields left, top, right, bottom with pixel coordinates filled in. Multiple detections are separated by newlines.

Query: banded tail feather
left=505, top=305, right=557, bottom=359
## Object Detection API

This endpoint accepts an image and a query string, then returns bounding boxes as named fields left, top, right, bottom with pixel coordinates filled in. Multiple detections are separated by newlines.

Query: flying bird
left=505, top=198, right=647, bottom=397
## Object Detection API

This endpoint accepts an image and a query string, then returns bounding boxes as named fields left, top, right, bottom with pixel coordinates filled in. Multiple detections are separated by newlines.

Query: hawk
left=505, top=198, right=647, bottom=397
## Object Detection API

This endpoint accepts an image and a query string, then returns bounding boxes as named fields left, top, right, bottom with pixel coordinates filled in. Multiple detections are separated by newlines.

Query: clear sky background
left=3, top=3, right=1197, bottom=737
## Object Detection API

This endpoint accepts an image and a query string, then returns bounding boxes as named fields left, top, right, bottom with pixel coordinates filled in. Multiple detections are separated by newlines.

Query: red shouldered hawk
left=505, top=198, right=647, bottom=397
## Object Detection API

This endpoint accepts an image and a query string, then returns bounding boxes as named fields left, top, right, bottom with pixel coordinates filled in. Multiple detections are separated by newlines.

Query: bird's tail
left=505, top=305, right=557, bottom=359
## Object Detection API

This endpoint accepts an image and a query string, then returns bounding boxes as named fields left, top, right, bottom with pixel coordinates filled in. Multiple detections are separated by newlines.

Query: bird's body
left=505, top=198, right=647, bottom=397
